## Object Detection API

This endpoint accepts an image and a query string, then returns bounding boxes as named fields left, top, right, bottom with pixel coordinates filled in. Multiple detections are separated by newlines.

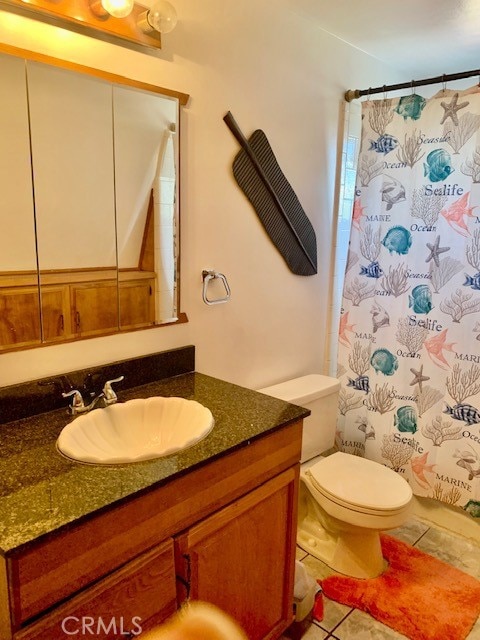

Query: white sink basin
left=57, top=397, right=214, bottom=465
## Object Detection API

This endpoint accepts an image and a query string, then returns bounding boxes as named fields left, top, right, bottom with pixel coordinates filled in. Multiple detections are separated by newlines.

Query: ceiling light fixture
left=0, top=0, right=178, bottom=51
left=100, top=0, right=134, bottom=18
left=137, top=0, right=177, bottom=35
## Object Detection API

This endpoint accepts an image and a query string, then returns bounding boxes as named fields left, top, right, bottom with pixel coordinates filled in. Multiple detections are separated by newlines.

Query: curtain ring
left=442, top=74, right=447, bottom=92
left=411, top=79, right=415, bottom=95
left=367, top=87, right=371, bottom=102
left=383, top=84, right=387, bottom=101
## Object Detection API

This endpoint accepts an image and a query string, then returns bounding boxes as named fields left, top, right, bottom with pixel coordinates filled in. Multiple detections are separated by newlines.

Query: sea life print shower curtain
left=337, top=87, right=480, bottom=519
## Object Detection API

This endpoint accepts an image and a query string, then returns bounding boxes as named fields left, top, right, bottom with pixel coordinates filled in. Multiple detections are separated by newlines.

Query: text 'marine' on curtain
left=337, top=87, right=480, bottom=519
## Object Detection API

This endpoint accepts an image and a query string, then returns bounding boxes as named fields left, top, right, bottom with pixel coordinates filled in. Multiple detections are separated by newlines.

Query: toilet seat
left=306, top=451, right=412, bottom=514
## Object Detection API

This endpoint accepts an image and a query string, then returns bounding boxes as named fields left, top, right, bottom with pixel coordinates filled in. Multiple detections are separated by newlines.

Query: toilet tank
left=258, top=374, right=340, bottom=463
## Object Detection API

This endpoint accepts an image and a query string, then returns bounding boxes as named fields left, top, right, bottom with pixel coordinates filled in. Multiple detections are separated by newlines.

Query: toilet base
left=297, top=518, right=387, bottom=579
left=297, top=476, right=389, bottom=579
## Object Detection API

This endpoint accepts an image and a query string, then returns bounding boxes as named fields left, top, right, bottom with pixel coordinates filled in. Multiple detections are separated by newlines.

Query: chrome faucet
left=102, top=376, right=124, bottom=406
left=62, top=376, right=124, bottom=415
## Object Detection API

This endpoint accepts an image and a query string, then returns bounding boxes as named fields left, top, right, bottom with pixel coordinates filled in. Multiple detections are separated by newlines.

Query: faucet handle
left=62, top=389, right=85, bottom=414
left=102, top=376, right=124, bottom=403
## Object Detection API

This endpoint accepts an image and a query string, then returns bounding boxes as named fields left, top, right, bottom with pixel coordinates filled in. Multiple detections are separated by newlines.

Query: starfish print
left=409, top=365, right=430, bottom=393
left=425, top=235, right=450, bottom=267
left=439, top=92, right=469, bottom=126
left=338, top=311, right=355, bottom=347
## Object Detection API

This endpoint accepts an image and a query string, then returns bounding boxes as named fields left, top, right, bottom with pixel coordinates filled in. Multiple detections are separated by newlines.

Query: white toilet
left=259, top=374, right=413, bottom=579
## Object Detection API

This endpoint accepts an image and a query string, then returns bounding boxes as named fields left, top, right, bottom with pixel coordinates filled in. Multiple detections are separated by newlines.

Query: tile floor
left=283, top=518, right=480, bottom=639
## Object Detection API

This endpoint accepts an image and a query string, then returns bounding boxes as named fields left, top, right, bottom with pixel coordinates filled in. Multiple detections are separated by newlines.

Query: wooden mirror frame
left=0, top=42, right=189, bottom=353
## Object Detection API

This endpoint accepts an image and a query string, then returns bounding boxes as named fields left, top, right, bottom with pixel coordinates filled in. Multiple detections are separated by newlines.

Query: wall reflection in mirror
left=0, top=49, right=187, bottom=351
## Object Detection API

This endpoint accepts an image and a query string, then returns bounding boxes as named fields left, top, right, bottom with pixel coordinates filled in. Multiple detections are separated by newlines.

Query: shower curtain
left=337, top=86, right=480, bottom=519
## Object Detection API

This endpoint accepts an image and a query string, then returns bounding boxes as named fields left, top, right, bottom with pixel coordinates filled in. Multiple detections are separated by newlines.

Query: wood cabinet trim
left=0, top=43, right=190, bottom=106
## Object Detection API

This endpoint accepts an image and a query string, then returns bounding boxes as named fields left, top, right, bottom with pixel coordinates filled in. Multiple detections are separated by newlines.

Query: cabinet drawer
left=14, top=540, right=176, bottom=640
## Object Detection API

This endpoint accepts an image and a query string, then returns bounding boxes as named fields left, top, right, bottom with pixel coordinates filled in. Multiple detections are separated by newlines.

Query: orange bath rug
left=321, top=534, right=480, bottom=640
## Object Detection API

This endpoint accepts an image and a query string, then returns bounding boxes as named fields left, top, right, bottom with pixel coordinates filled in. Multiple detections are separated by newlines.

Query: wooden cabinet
left=14, top=541, right=177, bottom=640
left=175, top=469, right=298, bottom=640
left=70, top=280, right=119, bottom=337
left=0, top=284, right=72, bottom=346
left=119, top=279, right=155, bottom=329
left=4, top=421, right=302, bottom=640
left=41, top=285, right=71, bottom=341
left=0, top=270, right=156, bottom=350
left=0, top=286, right=41, bottom=347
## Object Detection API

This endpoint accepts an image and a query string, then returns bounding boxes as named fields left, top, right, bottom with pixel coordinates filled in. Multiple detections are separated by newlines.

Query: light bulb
left=139, top=0, right=177, bottom=34
left=101, top=0, right=134, bottom=18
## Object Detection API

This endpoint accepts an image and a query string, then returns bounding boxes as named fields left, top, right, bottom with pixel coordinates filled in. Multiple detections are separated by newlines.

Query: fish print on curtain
left=337, top=87, right=480, bottom=519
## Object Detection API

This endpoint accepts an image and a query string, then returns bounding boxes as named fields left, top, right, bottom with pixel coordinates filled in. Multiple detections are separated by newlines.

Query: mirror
left=0, top=46, right=188, bottom=351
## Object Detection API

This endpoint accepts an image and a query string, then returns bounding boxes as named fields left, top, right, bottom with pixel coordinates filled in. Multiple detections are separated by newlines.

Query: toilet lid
left=308, top=451, right=412, bottom=512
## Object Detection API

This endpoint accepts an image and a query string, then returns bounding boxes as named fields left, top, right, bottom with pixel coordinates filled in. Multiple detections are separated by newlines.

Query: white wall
left=0, top=0, right=404, bottom=389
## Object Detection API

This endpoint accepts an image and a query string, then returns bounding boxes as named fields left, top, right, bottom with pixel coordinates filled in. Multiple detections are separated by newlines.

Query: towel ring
left=202, top=270, right=231, bottom=305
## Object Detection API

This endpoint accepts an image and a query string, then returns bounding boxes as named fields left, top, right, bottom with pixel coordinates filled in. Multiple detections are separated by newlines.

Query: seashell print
left=394, top=94, right=427, bottom=121
left=423, top=148, right=454, bottom=182
left=370, top=302, right=390, bottom=333
left=357, top=419, right=375, bottom=439
left=369, top=134, right=399, bottom=155
left=370, top=349, right=399, bottom=376
left=382, top=226, right=412, bottom=255
left=408, top=284, right=433, bottom=314
left=453, top=448, right=478, bottom=465
left=381, top=175, right=406, bottom=210
left=394, top=406, right=418, bottom=434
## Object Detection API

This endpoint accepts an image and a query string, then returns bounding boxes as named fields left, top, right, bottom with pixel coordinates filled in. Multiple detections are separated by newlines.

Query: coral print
left=337, top=87, right=480, bottom=515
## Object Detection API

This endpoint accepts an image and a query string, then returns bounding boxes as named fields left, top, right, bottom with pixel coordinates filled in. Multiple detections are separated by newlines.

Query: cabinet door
left=70, top=281, right=119, bottom=336
left=41, top=285, right=71, bottom=341
left=14, top=540, right=177, bottom=640
left=0, top=287, right=41, bottom=348
left=175, top=468, right=298, bottom=640
left=119, top=279, right=155, bottom=329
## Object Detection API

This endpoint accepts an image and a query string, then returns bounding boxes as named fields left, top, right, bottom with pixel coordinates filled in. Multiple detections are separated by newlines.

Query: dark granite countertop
left=0, top=371, right=308, bottom=555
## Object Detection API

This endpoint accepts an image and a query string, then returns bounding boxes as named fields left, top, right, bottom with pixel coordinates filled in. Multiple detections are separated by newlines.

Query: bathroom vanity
left=0, top=347, right=307, bottom=639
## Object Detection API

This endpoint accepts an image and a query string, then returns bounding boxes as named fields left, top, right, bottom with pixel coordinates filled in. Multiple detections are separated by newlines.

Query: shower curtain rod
left=344, top=68, right=480, bottom=102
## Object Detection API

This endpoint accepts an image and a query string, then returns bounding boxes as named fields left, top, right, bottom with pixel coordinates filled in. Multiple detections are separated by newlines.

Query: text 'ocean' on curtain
left=337, top=87, right=480, bottom=519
